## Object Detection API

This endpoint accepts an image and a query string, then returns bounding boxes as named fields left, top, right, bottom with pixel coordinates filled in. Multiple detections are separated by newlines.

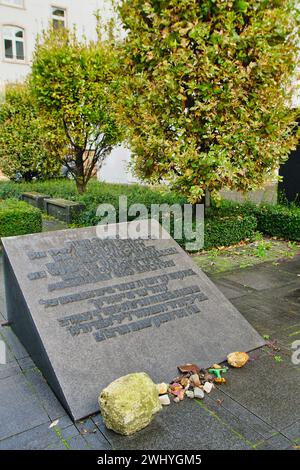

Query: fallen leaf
left=49, top=419, right=59, bottom=429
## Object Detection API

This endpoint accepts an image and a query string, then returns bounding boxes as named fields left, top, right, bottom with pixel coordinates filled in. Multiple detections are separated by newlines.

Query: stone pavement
left=0, top=248, right=300, bottom=450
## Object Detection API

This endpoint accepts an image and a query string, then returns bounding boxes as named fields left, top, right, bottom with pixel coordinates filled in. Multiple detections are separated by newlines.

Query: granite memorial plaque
left=2, top=220, right=264, bottom=421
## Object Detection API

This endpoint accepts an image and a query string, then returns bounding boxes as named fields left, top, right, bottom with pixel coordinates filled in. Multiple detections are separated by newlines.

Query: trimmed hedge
left=210, top=199, right=300, bottom=242
left=2, top=178, right=299, bottom=246
left=203, top=215, right=257, bottom=250
left=0, top=199, right=42, bottom=238
left=255, top=205, right=300, bottom=241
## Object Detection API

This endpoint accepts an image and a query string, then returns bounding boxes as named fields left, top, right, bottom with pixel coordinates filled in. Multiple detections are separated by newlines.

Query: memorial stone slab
left=43, top=198, right=85, bottom=223
left=2, top=220, right=264, bottom=421
left=20, top=192, right=50, bottom=210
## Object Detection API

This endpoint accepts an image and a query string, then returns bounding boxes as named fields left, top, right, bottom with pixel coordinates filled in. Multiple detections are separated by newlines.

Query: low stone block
left=20, top=192, right=50, bottom=210
left=43, top=198, right=85, bottom=223
left=99, top=373, right=162, bottom=435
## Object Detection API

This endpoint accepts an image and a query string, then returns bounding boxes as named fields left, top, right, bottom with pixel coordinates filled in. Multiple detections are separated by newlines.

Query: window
left=1, top=0, right=24, bottom=7
left=3, top=26, right=25, bottom=61
left=52, top=7, right=66, bottom=29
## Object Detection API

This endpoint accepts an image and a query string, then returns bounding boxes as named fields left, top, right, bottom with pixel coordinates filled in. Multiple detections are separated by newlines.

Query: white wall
left=0, top=0, right=136, bottom=184
left=98, top=146, right=138, bottom=184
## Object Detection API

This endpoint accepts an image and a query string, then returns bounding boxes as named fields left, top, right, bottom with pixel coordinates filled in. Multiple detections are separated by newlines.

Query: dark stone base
left=43, top=198, right=85, bottom=223
left=20, top=192, right=50, bottom=210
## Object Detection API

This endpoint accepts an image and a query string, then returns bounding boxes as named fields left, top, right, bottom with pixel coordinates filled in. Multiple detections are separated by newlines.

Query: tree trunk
left=75, top=149, right=86, bottom=194
left=76, top=179, right=86, bottom=194
left=205, top=189, right=211, bottom=210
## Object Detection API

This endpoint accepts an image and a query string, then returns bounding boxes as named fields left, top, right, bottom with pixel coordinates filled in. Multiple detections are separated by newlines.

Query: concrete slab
left=224, top=264, right=297, bottom=291
left=217, top=353, right=300, bottom=430
left=0, top=373, right=49, bottom=441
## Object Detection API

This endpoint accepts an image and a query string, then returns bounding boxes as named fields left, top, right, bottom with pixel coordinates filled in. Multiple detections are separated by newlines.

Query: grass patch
left=192, top=236, right=300, bottom=274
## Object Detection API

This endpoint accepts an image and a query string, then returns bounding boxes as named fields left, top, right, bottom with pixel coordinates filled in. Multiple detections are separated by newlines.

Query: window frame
left=2, top=25, right=26, bottom=63
left=51, top=5, right=67, bottom=30
left=0, top=0, right=25, bottom=9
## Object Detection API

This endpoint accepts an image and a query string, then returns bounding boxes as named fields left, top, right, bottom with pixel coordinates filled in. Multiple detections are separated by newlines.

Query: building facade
left=0, top=0, right=136, bottom=184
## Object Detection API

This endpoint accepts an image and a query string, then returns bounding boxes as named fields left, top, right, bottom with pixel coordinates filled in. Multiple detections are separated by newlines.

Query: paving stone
left=273, top=321, right=300, bottom=349
left=0, top=326, right=28, bottom=360
left=224, top=264, right=297, bottom=291
left=17, top=356, right=35, bottom=371
left=0, top=373, right=49, bottom=441
left=276, top=256, right=300, bottom=275
left=98, top=395, right=264, bottom=450
left=209, top=276, right=255, bottom=300
left=281, top=421, right=300, bottom=442
left=44, top=441, right=70, bottom=450
left=209, top=388, right=275, bottom=439
left=75, top=417, right=111, bottom=450
left=284, top=288, right=300, bottom=306
left=217, top=352, right=300, bottom=430
left=255, top=433, right=293, bottom=450
left=52, top=414, right=75, bottom=429
left=0, top=358, right=20, bottom=380
left=231, top=293, right=300, bottom=337
left=24, top=368, right=66, bottom=420
left=67, top=440, right=89, bottom=450
left=0, top=420, right=77, bottom=450
left=97, top=413, right=188, bottom=451
left=155, top=397, right=261, bottom=450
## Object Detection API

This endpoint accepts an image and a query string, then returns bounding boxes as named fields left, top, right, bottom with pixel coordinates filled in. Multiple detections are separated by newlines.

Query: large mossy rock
left=99, top=372, right=162, bottom=435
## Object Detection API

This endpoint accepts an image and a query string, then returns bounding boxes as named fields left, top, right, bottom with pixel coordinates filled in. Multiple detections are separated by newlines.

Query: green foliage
left=0, top=180, right=257, bottom=249
left=30, top=27, right=124, bottom=194
left=210, top=199, right=300, bottom=241
left=255, top=204, right=300, bottom=241
left=0, top=179, right=186, bottom=226
left=118, top=0, right=300, bottom=202
left=0, top=199, right=42, bottom=238
left=203, top=214, right=257, bottom=250
left=0, top=83, right=63, bottom=181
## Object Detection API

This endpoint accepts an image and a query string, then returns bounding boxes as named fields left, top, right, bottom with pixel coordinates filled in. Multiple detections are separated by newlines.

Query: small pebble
left=203, top=381, right=214, bottom=394
left=157, top=382, right=168, bottom=395
left=159, top=394, right=170, bottom=406
left=193, top=387, right=205, bottom=399
left=190, top=373, right=201, bottom=387
left=185, top=390, right=194, bottom=399
left=227, top=351, right=249, bottom=368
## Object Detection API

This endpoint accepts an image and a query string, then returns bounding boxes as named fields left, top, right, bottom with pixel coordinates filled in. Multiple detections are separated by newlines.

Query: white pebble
left=159, top=394, right=170, bottom=406
left=203, top=382, right=214, bottom=394
left=193, top=387, right=205, bottom=399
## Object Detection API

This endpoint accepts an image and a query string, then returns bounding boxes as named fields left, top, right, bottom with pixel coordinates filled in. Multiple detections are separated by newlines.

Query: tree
left=31, top=28, right=124, bottom=193
left=118, top=0, right=300, bottom=203
left=0, top=83, right=63, bottom=181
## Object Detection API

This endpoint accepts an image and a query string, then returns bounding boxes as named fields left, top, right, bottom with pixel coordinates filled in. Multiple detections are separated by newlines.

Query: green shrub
left=0, top=179, right=187, bottom=226
left=203, top=215, right=257, bottom=250
left=0, top=199, right=42, bottom=238
left=0, top=180, right=263, bottom=249
left=211, top=199, right=300, bottom=242
left=254, top=205, right=300, bottom=241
